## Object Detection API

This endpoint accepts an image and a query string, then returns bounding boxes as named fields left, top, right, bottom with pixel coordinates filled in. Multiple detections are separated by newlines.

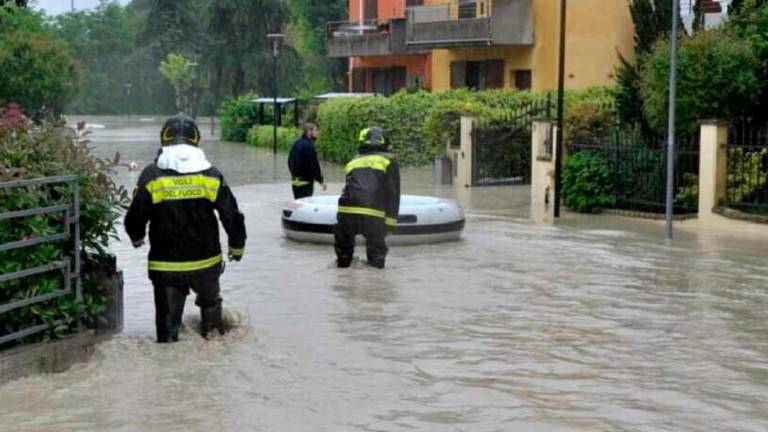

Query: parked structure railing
left=0, top=175, right=81, bottom=346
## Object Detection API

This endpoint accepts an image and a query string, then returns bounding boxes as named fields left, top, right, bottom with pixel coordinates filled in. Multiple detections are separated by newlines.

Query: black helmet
left=358, top=127, right=386, bottom=147
left=160, top=113, right=200, bottom=146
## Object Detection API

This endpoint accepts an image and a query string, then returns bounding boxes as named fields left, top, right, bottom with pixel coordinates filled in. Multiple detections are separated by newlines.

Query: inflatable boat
left=282, top=195, right=465, bottom=245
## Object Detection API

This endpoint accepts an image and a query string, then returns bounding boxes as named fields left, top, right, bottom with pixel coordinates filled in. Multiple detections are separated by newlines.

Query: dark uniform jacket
left=338, top=144, right=401, bottom=227
left=125, top=163, right=246, bottom=279
left=288, top=135, right=324, bottom=187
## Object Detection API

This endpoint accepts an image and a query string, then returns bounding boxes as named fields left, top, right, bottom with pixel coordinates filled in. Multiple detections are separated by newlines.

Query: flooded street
left=1, top=117, right=768, bottom=431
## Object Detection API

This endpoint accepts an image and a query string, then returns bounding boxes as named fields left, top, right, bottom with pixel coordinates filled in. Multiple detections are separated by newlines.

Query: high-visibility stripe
left=148, top=254, right=223, bottom=272
left=345, top=155, right=391, bottom=174
left=146, top=175, right=220, bottom=204
left=291, top=178, right=311, bottom=186
left=337, top=206, right=386, bottom=219
left=229, top=247, right=244, bottom=256
left=385, top=217, right=398, bottom=227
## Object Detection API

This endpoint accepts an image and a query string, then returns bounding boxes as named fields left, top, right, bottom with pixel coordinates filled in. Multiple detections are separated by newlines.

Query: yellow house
left=420, top=0, right=635, bottom=91
left=327, top=0, right=635, bottom=92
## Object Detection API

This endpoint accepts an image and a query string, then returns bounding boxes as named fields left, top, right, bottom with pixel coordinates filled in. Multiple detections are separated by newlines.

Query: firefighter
left=288, top=122, right=326, bottom=199
left=335, top=127, right=400, bottom=269
left=125, top=114, right=246, bottom=343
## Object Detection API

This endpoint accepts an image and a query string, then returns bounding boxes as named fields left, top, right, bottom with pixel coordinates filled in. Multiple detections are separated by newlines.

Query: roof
left=251, top=97, right=297, bottom=104
left=313, top=93, right=379, bottom=100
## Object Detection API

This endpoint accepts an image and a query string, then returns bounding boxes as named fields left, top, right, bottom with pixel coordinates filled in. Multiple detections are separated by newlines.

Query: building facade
left=327, top=0, right=638, bottom=93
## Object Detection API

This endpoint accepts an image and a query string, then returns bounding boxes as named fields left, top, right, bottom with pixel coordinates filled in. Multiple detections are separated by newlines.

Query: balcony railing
left=405, top=0, right=533, bottom=48
left=326, top=19, right=392, bottom=57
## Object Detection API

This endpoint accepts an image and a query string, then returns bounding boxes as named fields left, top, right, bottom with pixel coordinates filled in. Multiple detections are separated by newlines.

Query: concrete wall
left=0, top=332, right=97, bottom=385
left=530, top=120, right=556, bottom=222
left=350, top=54, right=432, bottom=89
left=429, top=0, right=635, bottom=91
left=349, top=0, right=407, bottom=21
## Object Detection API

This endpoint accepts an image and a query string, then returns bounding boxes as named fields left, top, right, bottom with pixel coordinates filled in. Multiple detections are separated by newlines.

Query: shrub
left=640, top=30, right=761, bottom=134
left=246, top=125, right=302, bottom=152
left=0, top=119, right=128, bottom=346
left=0, top=30, right=79, bottom=119
left=316, top=92, right=438, bottom=166
left=219, top=93, right=259, bottom=142
left=563, top=151, right=616, bottom=213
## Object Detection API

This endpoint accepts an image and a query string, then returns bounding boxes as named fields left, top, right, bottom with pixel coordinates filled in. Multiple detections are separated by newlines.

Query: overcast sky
left=31, top=0, right=130, bottom=16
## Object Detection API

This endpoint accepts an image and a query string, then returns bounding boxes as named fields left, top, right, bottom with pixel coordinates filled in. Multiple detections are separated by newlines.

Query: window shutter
left=485, top=59, right=505, bottom=89
left=352, top=68, right=366, bottom=93
left=450, top=61, right=467, bottom=89
left=365, top=0, right=378, bottom=20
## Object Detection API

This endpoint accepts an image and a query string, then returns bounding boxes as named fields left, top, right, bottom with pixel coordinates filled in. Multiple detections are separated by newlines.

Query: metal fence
left=0, top=175, right=82, bottom=346
left=726, top=120, right=768, bottom=215
left=567, top=129, right=700, bottom=215
left=471, top=96, right=552, bottom=186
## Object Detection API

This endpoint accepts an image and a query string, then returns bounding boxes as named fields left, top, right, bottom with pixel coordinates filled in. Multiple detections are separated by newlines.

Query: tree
left=615, top=0, right=682, bottom=126
left=729, top=0, right=767, bottom=14
left=54, top=2, right=138, bottom=114
left=205, top=0, right=304, bottom=106
left=640, top=30, right=761, bottom=133
left=725, top=0, right=768, bottom=122
left=285, top=0, right=347, bottom=96
left=0, top=7, right=78, bottom=118
left=159, top=52, right=198, bottom=114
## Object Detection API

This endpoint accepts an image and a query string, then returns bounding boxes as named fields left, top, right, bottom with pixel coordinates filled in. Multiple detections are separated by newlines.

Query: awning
left=251, top=98, right=297, bottom=104
left=313, top=93, right=379, bottom=100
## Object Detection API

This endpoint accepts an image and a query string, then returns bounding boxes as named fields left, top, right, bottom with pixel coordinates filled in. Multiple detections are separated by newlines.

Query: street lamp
left=123, top=82, right=132, bottom=125
left=553, top=0, right=567, bottom=218
left=188, top=62, right=199, bottom=118
left=665, top=0, right=680, bottom=240
left=267, top=33, right=284, bottom=155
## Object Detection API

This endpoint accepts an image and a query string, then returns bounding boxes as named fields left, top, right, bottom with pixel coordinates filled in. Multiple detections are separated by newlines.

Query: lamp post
left=665, top=0, right=680, bottom=240
left=267, top=33, right=284, bottom=155
left=553, top=0, right=567, bottom=218
left=188, top=62, right=199, bottom=118
left=123, top=82, right=132, bottom=125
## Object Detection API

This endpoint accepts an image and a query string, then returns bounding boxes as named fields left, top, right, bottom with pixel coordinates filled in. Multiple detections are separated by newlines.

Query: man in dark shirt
left=288, top=123, right=326, bottom=199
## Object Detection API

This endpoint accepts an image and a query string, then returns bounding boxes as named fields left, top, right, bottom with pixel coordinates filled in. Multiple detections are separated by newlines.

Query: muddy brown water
left=1, top=117, right=767, bottom=431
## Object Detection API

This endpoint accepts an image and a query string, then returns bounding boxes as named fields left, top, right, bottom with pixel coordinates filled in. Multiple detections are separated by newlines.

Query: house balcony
left=327, top=18, right=428, bottom=58
left=405, top=0, right=534, bottom=48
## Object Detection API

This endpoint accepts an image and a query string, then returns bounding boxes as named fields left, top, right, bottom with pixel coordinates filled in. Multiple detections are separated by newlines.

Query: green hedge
left=246, top=125, right=302, bottom=152
left=0, top=121, right=128, bottom=347
left=316, top=87, right=616, bottom=167
left=562, top=151, right=616, bottom=213
left=220, top=93, right=260, bottom=142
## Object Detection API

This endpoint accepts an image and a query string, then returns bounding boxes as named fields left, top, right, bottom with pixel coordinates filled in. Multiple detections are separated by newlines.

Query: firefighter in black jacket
left=335, top=127, right=400, bottom=269
left=125, top=114, right=246, bottom=343
left=288, top=122, right=326, bottom=199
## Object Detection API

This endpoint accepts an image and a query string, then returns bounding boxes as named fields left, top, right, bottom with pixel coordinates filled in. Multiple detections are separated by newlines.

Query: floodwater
left=1, top=116, right=768, bottom=431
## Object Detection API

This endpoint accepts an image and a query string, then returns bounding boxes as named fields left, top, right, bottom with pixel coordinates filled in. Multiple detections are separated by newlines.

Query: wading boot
left=200, top=302, right=225, bottom=340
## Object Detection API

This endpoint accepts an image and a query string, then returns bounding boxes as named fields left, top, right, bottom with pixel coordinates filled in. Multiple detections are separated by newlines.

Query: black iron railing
left=726, top=120, right=768, bottom=215
left=0, top=175, right=82, bottom=347
left=567, top=129, right=700, bottom=215
left=471, top=96, right=552, bottom=186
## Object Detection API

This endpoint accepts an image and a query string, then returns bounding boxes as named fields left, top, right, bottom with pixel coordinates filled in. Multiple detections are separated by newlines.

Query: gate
left=0, top=175, right=82, bottom=346
left=471, top=97, right=551, bottom=186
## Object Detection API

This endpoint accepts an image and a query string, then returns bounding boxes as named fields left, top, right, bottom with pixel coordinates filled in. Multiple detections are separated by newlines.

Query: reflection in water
left=1, top=117, right=767, bottom=431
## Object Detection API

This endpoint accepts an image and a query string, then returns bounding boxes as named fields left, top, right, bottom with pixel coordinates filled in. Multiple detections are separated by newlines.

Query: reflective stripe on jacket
left=125, top=164, right=247, bottom=275
left=337, top=145, right=400, bottom=227
left=288, top=135, right=323, bottom=186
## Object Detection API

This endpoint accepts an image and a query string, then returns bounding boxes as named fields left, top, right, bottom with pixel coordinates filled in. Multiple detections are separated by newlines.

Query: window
left=513, top=70, right=532, bottom=91
left=351, top=67, right=407, bottom=96
left=458, top=0, right=477, bottom=19
left=405, top=0, right=424, bottom=6
left=364, top=0, right=377, bottom=20
left=450, top=60, right=504, bottom=90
